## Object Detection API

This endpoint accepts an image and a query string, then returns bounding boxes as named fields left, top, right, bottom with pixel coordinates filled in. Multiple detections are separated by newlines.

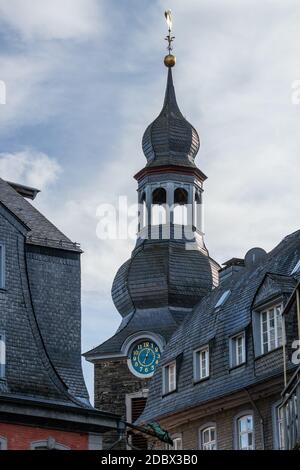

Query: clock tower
left=84, top=15, right=219, bottom=449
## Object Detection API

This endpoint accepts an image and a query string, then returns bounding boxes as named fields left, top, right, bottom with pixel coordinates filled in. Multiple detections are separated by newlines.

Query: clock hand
left=143, top=349, right=150, bottom=364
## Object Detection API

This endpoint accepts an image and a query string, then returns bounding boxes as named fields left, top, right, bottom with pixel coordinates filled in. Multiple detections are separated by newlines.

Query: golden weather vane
left=164, top=10, right=176, bottom=68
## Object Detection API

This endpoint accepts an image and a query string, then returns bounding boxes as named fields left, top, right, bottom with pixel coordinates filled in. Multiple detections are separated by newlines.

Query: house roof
left=138, top=229, right=300, bottom=424
left=0, top=178, right=80, bottom=252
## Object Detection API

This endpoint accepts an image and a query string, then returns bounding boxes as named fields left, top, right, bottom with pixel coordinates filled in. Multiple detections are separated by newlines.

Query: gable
left=252, top=273, right=297, bottom=309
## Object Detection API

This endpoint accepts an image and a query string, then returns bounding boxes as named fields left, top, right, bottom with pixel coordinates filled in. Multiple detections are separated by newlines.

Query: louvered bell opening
left=130, top=397, right=148, bottom=449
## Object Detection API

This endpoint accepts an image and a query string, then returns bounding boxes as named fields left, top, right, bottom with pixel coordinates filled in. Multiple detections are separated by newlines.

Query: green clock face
left=129, top=339, right=161, bottom=377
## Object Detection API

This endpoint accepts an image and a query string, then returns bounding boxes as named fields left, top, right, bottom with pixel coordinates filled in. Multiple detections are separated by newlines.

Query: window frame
left=291, top=259, right=300, bottom=275
left=0, top=244, right=5, bottom=289
left=215, top=290, right=231, bottom=310
left=193, top=345, right=210, bottom=382
left=165, top=434, right=182, bottom=450
left=0, top=332, right=5, bottom=379
left=229, top=331, right=246, bottom=369
left=260, top=304, right=283, bottom=355
left=235, top=412, right=254, bottom=450
left=162, top=361, right=177, bottom=396
left=199, top=423, right=217, bottom=450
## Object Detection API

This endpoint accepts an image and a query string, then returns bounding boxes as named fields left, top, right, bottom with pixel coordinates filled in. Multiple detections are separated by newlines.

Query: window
left=0, top=437, right=7, bottom=450
left=230, top=332, right=246, bottom=368
left=163, top=362, right=176, bottom=395
left=215, top=290, right=231, bottom=309
left=277, top=406, right=285, bottom=450
left=0, top=244, right=5, bottom=289
left=200, top=426, right=217, bottom=450
left=194, top=346, right=209, bottom=381
left=166, top=435, right=183, bottom=450
left=30, top=438, right=70, bottom=450
left=261, top=305, right=283, bottom=354
left=0, top=333, right=5, bottom=379
left=126, top=392, right=148, bottom=450
left=237, top=415, right=254, bottom=450
left=291, top=259, right=300, bottom=275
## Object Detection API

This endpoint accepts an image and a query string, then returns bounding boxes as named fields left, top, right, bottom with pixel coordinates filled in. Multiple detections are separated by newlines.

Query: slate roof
left=84, top=307, right=181, bottom=359
left=138, top=229, right=300, bottom=424
left=86, top=237, right=220, bottom=360
left=112, top=238, right=220, bottom=317
left=0, top=178, right=80, bottom=252
left=142, top=68, right=200, bottom=169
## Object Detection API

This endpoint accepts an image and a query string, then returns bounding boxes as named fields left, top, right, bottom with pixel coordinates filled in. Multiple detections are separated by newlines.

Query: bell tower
left=84, top=11, right=219, bottom=449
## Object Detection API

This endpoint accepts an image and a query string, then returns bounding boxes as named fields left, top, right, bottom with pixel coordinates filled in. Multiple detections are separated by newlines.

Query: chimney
left=219, top=258, right=245, bottom=284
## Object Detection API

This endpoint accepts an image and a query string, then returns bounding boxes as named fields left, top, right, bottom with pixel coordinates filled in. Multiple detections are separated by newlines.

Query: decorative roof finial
left=164, top=10, right=176, bottom=68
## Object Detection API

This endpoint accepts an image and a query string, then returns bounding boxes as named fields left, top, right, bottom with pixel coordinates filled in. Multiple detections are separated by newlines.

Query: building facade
left=0, top=179, right=119, bottom=450
left=139, top=235, right=300, bottom=450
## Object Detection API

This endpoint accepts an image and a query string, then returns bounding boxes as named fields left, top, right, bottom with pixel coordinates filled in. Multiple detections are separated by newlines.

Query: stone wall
left=94, top=358, right=150, bottom=449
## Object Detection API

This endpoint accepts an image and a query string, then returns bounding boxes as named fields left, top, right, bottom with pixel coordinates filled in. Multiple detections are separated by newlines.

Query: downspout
left=244, top=388, right=265, bottom=450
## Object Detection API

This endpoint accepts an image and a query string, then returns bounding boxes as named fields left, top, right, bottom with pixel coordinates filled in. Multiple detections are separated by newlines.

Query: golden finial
left=164, top=10, right=176, bottom=68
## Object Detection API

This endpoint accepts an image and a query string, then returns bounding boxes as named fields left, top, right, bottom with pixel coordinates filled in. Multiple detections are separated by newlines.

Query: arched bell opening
left=194, top=189, right=203, bottom=231
left=152, top=187, right=167, bottom=225
left=140, top=191, right=147, bottom=229
left=173, top=188, right=188, bottom=225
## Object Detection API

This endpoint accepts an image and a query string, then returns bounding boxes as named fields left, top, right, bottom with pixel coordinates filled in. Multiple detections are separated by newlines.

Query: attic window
left=291, top=260, right=300, bottom=275
left=215, top=290, right=231, bottom=309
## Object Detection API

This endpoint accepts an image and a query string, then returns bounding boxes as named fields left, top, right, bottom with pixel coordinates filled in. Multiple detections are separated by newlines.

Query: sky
left=0, top=0, right=300, bottom=402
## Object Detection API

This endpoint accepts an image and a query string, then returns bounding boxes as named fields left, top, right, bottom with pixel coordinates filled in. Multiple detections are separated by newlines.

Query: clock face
left=129, top=339, right=161, bottom=377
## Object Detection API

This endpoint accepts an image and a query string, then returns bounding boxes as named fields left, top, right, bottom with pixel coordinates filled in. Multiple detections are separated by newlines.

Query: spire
left=162, top=67, right=183, bottom=118
left=141, top=10, right=200, bottom=168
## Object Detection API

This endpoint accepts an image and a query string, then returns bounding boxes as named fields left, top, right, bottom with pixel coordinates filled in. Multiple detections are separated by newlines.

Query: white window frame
left=260, top=304, right=283, bottom=355
left=166, top=435, right=183, bottom=450
left=193, top=346, right=209, bottom=381
left=277, top=406, right=285, bottom=450
left=199, top=425, right=217, bottom=450
left=0, top=244, right=5, bottom=289
left=230, top=332, right=246, bottom=368
left=236, top=414, right=254, bottom=450
left=162, top=361, right=176, bottom=395
left=0, top=333, right=5, bottom=379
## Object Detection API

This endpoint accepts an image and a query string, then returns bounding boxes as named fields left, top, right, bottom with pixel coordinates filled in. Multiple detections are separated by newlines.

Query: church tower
left=84, top=13, right=219, bottom=449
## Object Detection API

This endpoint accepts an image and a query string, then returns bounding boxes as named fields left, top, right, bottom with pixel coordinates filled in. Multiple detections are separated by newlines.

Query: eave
left=0, top=395, right=120, bottom=433
left=134, top=165, right=207, bottom=183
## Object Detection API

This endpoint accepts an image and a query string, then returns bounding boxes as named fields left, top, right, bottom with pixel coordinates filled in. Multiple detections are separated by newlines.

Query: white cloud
left=0, top=0, right=102, bottom=41
left=0, top=150, right=61, bottom=189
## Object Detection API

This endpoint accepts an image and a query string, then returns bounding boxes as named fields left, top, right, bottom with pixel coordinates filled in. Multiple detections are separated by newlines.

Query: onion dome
left=111, top=240, right=219, bottom=317
left=142, top=68, right=200, bottom=168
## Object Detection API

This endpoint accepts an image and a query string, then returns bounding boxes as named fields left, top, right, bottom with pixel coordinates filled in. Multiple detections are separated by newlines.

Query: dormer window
left=230, top=332, right=246, bottom=368
left=291, top=259, right=300, bottom=275
left=193, top=346, right=210, bottom=381
left=162, top=361, right=176, bottom=395
left=261, top=305, right=283, bottom=354
left=215, top=290, right=231, bottom=309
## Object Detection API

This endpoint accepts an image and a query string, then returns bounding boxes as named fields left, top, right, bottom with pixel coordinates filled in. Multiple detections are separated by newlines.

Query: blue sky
left=0, top=0, right=300, bottom=401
